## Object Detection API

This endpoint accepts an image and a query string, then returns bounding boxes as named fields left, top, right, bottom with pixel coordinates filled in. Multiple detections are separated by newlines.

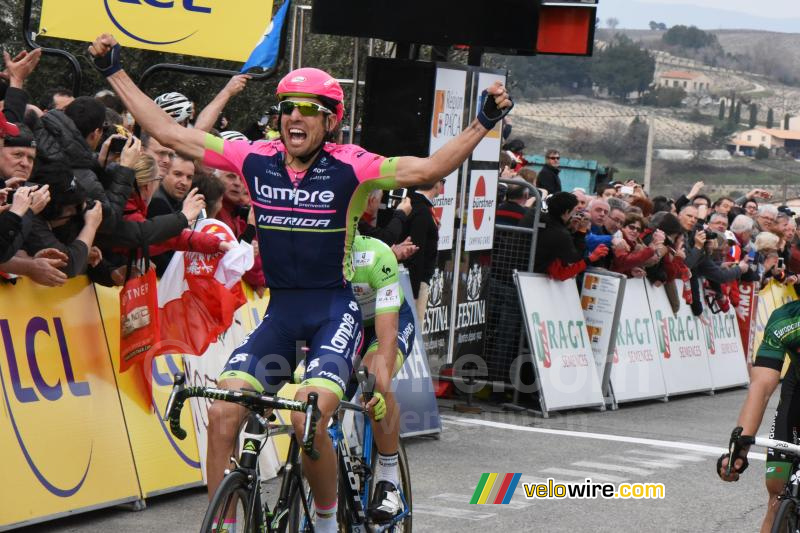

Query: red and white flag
left=156, top=219, right=254, bottom=357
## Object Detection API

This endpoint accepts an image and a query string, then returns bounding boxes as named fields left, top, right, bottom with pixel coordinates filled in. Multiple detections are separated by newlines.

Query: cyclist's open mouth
left=288, top=128, right=307, bottom=146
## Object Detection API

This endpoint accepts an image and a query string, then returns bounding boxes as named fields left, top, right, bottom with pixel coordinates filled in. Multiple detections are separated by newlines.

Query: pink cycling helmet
left=276, top=68, right=344, bottom=123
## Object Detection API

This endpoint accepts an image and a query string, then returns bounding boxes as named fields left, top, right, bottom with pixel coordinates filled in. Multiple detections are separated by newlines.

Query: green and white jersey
left=351, top=235, right=403, bottom=326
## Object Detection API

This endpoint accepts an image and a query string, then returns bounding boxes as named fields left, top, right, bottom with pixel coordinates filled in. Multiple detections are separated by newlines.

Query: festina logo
left=423, top=305, right=449, bottom=334
left=455, top=300, right=486, bottom=329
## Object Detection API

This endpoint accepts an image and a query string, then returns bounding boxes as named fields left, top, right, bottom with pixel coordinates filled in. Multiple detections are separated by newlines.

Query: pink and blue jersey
left=203, top=135, right=399, bottom=289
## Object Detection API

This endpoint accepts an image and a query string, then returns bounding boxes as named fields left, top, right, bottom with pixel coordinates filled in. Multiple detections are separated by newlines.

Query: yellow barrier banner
left=0, top=278, right=140, bottom=528
left=752, top=279, right=797, bottom=375
left=40, top=0, right=275, bottom=62
left=95, top=284, right=203, bottom=498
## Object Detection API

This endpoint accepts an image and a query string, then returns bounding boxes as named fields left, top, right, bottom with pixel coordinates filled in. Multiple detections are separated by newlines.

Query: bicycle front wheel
left=201, top=470, right=262, bottom=533
left=772, top=497, right=800, bottom=533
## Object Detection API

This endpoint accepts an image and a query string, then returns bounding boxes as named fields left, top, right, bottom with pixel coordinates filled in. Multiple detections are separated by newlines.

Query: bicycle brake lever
left=163, top=372, right=186, bottom=422
left=727, top=426, right=744, bottom=476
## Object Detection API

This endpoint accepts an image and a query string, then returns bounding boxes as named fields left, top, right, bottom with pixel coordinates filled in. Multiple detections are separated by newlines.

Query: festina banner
left=464, top=169, right=498, bottom=252
left=646, top=280, right=713, bottom=396
left=421, top=252, right=454, bottom=375
left=429, top=67, right=467, bottom=251
left=40, top=0, right=277, bottom=62
left=516, top=272, right=605, bottom=414
left=452, top=252, right=491, bottom=365
left=609, top=278, right=668, bottom=403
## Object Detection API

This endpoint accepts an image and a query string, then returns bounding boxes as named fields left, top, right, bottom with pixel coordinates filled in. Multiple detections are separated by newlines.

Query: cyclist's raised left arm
left=393, top=81, right=512, bottom=189
left=88, top=34, right=206, bottom=161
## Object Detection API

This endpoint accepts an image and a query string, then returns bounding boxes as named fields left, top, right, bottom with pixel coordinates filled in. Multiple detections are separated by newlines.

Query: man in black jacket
left=536, top=149, right=562, bottom=195
left=401, top=179, right=443, bottom=318
left=359, top=189, right=411, bottom=246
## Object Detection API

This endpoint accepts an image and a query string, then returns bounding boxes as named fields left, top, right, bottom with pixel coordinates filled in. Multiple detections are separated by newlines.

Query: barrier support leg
left=115, top=499, right=146, bottom=512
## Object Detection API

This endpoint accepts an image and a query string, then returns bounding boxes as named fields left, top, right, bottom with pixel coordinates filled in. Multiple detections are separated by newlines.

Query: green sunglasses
left=278, top=100, right=333, bottom=117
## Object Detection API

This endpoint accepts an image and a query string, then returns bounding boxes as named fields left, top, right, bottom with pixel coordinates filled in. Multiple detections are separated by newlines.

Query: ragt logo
left=471, top=175, right=494, bottom=230
left=105, top=0, right=212, bottom=46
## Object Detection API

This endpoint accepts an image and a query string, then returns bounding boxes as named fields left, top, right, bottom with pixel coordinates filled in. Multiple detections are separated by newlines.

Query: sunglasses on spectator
left=548, top=156, right=560, bottom=161
left=278, top=100, right=333, bottom=117
left=626, top=224, right=642, bottom=232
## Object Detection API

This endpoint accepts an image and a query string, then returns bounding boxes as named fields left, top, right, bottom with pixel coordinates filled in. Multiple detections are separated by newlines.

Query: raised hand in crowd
left=29, top=184, right=51, bottom=215
left=612, top=237, right=630, bottom=253
left=745, top=188, right=771, bottom=200
left=694, top=230, right=707, bottom=250
left=736, top=255, right=751, bottom=273
left=222, top=74, right=250, bottom=97
left=25, top=249, right=69, bottom=287
left=88, top=246, right=103, bottom=268
left=630, top=267, right=646, bottom=279
left=194, top=74, right=251, bottom=132
left=119, top=135, right=142, bottom=168
left=391, top=237, right=419, bottom=262
left=687, top=180, right=705, bottom=199
left=588, top=244, right=609, bottom=262
left=2, top=48, right=42, bottom=88
left=1, top=185, right=34, bottom=216
left=83, top=200, right=104, bottom=229
left=397, top=196, right=412, bottom=216
left=3, top=177, right=27, bottom=189
left=180, top=188, right=207, bottom=223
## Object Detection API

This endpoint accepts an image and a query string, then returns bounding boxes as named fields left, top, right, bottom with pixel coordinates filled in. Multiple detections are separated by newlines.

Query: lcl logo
left=0, top=317, right=92, bottom=496
left=105, top=0, right=213, bottom=45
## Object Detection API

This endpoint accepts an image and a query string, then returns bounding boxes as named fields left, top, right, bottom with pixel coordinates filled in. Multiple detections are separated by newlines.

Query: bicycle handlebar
left=727, top=426, right=800, bottom=475
left=164, top=372, right=320, bottom=458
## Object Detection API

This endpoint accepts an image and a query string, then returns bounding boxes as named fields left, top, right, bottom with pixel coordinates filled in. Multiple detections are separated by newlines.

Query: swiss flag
left=156, top=219, right=254, bottom=357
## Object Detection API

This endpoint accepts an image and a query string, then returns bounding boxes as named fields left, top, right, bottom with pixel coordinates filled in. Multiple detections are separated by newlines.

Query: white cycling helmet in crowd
left=155, top=92, right=194, bottom=125
left=219, top=130, right=249, bottom=142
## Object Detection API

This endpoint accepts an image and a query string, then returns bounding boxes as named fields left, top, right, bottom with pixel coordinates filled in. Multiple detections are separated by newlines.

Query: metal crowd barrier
left=481, top=179, right=541, bottom=400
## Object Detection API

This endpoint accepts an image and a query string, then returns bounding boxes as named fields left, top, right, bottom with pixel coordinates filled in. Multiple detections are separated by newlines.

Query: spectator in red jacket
left=612, top=213, right=665, bottom=278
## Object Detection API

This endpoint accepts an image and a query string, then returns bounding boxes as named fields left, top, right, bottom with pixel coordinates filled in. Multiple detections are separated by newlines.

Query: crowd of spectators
left=0, top=49, right=264, bottom=289
left=497, top=141, right=800, bottom=316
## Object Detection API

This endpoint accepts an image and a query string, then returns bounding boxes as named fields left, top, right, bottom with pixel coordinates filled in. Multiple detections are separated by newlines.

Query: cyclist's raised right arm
left=88, top=34, right=206, bottom=161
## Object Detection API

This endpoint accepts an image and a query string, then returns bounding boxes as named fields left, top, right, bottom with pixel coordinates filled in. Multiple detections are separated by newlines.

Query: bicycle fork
left=330, top=421, right=370, bottom=532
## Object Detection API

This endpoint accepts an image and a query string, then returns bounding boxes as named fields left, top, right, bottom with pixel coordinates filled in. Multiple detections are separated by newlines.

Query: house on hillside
left=656, top=70, right=712, bottom=93
left=728, top=128, right=800, bottom=158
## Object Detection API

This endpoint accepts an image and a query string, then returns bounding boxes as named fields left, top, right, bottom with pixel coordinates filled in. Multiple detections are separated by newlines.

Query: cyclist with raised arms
left=89, top=33, right=512, bottom=533
left=718, top=300, right=800, bottom=533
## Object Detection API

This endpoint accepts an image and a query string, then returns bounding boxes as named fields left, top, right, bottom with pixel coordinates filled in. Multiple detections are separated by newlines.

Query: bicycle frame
left=752, top=436, right=800, bottom=500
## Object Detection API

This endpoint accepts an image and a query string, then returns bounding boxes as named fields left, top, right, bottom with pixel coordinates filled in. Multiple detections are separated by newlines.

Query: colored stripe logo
left=470, top=473, right=521, bottom=504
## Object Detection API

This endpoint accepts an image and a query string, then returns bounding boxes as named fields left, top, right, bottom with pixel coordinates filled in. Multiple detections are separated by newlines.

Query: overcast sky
left=597, top=0, right=800, bottom=31
left=636, top=0, right=797, bottom=17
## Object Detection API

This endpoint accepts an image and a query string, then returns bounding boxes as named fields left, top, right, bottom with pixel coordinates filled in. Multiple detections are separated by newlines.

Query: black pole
left=22, top=0, right=83, bottom=95
left=467, top=47, right=484, bottom=67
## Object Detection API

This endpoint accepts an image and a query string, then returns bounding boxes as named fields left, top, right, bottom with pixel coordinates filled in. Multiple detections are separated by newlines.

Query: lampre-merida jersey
left=203, top=135, right=399, bottom=289
left=351, top=235, right=405, bottom=326
left=755, top=300, right=800, bottom=372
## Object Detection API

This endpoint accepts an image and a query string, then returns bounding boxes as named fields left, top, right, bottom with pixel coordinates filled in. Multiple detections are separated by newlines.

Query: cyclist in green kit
left=718, top=300, right=800, bottom=533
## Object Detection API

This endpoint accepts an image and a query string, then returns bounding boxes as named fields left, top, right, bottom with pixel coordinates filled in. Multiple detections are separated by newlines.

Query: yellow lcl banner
left=40, top=0, right=275, bottom=63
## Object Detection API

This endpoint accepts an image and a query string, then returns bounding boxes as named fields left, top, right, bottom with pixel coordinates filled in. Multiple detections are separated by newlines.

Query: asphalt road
left=16, top=387, right=774, bottom=533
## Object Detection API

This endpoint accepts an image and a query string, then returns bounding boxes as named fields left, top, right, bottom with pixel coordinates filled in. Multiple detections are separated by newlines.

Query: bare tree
left=606, top=17, right=620, bottom=31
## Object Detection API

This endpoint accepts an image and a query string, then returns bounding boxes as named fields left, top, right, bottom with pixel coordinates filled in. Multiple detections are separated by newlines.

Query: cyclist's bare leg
left=291, top=387, right=341, bottom=509
left=761, top=478, right=783, bottom=533
left=206, top=378, right=250, bottom=500
left=361, top=351, right=399, bottom=455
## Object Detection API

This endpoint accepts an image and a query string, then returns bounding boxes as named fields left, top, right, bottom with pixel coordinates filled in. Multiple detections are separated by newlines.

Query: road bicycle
left=166, top=367, right=412, bottom=532
left=726, top=427, right=800, bottom=533
left=292, top=367, right=413, bottom=532
left=165, top=372, right=320, bottom=532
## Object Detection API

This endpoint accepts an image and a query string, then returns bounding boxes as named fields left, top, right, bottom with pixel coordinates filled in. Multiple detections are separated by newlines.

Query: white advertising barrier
left=515, top=272, right=605, bottom=414
left=579, top=269, right=625, bottom=398
left=182, top=307, right=282, bottom=483
left=609, top=278, right=668, bottom=404
left=429, top=66, right=467, bottom=251
left=700, top=303, right=750, bottom=390
left=645, top=280, right=713, bottom=396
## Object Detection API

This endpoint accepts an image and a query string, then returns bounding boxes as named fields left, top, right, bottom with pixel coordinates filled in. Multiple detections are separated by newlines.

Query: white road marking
left=610, top=456, right=685, bottom=469
left=431, top=493, right=530, bottom=509
left=440, top=415, right=767, bottom=462
left=571, top=461, right=654, bottom=476
left=413, top=504, right=495, bottom=520
left=540, top=467, right=628, bottom=483
left=627, top=449, right=706, bottom=462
